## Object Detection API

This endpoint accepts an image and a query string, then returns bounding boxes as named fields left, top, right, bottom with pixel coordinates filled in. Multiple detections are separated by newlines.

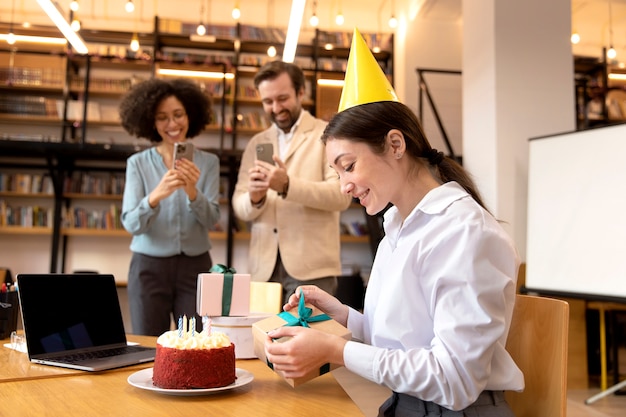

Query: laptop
left=17, top=273, right=155, bottom=371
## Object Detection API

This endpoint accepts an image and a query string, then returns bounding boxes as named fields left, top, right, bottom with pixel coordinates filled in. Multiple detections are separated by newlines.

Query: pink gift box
left=196, top=271, right=250, bottom=317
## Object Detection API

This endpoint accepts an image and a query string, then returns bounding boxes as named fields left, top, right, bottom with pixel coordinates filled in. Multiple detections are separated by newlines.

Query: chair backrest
left=504, top=294, right=569, bottom=417
left=250, top=281, right=283, bottom=314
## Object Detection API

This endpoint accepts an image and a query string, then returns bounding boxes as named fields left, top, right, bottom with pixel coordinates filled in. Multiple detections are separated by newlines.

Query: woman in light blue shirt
left=119, top=78, right=220, bottom=336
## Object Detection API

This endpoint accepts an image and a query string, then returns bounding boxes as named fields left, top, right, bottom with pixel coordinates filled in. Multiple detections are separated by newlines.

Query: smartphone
left=173, top=142, right=194, bottom=165
left=255, top=143, right=275, bottom=165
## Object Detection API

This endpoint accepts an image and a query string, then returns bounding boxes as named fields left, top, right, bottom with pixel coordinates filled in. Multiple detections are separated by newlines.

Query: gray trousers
left=378, top=390, right=515, bottom=417
left=128, top=251, right=211, bottom=336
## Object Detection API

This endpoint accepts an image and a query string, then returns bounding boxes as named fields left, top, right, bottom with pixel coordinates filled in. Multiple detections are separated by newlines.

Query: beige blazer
left=232, top=111, right=352, bottom=281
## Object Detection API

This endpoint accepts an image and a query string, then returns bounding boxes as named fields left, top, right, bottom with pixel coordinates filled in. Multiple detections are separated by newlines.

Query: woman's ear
left=386, top=129, right=406, bottom=159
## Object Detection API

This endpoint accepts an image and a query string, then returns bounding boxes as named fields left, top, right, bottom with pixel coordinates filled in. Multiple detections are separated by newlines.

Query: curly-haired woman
left=119, top=78, right=220, bottom=336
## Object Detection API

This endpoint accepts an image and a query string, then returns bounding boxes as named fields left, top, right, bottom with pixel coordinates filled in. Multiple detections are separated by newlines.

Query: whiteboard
left=526, top=123, right=626, bottom=301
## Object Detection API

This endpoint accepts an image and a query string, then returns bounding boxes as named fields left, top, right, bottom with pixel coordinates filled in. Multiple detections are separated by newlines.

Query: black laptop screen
left=17, top=274, right=128, bottom=356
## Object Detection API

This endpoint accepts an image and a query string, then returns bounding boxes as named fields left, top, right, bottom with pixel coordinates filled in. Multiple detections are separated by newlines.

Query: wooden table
left=0, top=334, right=364, bottom=416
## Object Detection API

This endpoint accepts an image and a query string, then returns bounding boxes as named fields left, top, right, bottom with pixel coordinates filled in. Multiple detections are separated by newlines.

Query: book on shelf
left=0, top=96, right=58, bottom=117
left=340, top=221, right=368, bottom=237
left=63, top=172, right=125, bottom=196
left=56, top=100, right=102, bottom=122
left=0, top=66, right=64, bottom=88
left=0, top=200, right=53, bottom=227
left=65, top=204, right=123, bottom=231
left=0, top=173, right=54, bottom=194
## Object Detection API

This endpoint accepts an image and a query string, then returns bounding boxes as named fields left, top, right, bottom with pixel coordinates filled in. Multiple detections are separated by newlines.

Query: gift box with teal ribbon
left=251, top=294, right=352, bottom=387
left=196, top=264, right=250, bottom=317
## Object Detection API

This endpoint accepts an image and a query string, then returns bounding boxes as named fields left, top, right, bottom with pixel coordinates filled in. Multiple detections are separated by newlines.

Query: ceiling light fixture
left=608, top=72, right=626, bottom=81
left=317, top=79, right=344, bottom=87
left=335, top=12, right=344, bottom=26
left=607, top=0, right=617, bottom=60
left=125, top=0, right=135, bottom=13
left=372, top=34, right=381, bottom=53
left=571, top=31, right=580, bottom=45
left=7, top=0, right=16, bottom=45
left=130, top=33, right=139, bottom=52
left=283, top=0, right=306, bottom=63
left=335, top=0, right=344, bottom=25
left=309, top=0, right=319, bottom=27
left=70, top=17, right=81, bottom=32
left=388, top=0, right=397, bottom=28
left=36, top=0, right=88, bottom=54
left=267, top=45, right=277, bottom=58
left=0, top=33, right=66, bottom=45
left=232, top=2, right=241, bottom=20
left=157, top=68, right=235, bottom=80
left=69, top=0, right=79, bottom=12
left=197, top=0, right=206, bottom=36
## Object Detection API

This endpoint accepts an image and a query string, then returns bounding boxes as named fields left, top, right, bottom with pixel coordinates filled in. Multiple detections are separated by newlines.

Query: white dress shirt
left=343, top=181, right=524, bottom=411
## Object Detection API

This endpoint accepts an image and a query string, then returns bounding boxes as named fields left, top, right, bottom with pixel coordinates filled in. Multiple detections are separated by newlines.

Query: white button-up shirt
left=343, top=182, right=524, bottom=411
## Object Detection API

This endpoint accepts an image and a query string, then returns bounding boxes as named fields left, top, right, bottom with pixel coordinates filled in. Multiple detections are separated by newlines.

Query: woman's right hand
left=284, top=285, right=349, bottom=327
left=148, top=169, right=184, bottom=208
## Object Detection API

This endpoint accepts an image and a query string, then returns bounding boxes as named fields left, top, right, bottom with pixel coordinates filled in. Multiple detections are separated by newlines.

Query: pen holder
left=0, top=291, right=19, bottom=340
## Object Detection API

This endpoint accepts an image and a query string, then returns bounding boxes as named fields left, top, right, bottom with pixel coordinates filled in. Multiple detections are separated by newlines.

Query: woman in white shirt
left=263, top=100, right=523, bottom=416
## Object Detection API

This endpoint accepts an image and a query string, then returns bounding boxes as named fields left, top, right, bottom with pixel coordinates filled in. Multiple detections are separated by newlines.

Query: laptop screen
left=17, top=274, right=128, bottom=356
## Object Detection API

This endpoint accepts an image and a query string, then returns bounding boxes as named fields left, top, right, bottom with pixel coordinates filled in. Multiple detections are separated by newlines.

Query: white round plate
left=127, top=368, right=254, bottom=396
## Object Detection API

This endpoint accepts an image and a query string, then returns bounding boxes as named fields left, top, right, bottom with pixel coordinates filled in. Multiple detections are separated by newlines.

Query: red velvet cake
left=152, top=329, right=236, bottom=389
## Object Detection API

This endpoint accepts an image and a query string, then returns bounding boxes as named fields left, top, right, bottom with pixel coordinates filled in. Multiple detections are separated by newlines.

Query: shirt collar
left=383, top=182, right=469, bottom=232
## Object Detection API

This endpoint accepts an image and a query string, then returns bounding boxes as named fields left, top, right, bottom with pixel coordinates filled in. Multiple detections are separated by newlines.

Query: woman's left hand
left=264, top=326, right=347, bottom=378
left=174, top=158, right=200, bottom=201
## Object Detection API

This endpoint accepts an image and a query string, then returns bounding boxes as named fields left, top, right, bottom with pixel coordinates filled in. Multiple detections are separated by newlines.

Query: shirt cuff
left=343, top=340, right=379, bottom=382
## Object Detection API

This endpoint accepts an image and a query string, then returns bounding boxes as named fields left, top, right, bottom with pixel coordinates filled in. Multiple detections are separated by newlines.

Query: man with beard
left=232, top=60, right=352, bottom=304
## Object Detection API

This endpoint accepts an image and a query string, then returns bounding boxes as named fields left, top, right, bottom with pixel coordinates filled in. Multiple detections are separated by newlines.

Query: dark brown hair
left=119, top=78, right=211, bottom=143
left=321, top=101, right=489, bottom=212
left=253, top=60, right=306, bottom=94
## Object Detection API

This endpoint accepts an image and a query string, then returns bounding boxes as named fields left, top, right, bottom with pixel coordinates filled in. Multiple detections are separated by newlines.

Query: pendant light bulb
left=232, top=6, right=241, bottom=20
left=7, top=32, right=16, bottom=45
left=335, top=13, right=344, bottom=26
left=310, top=14, right=319, bottom=27
left=130, top=33, right=140, bottom=52
left=608, top=46, right=617, bottom=60
left=571, top=32, right=580, bottom=44
left=69, top=0, right=79, bottom=12
left=196, top=23, right=206, bottom=36
left=388, top=15, right=398, bottom=29
left=70, top=18, right=81, bottom=32
left=125, top=0, right=135, bottom=13
left=267, top=45, right=277, bottom=58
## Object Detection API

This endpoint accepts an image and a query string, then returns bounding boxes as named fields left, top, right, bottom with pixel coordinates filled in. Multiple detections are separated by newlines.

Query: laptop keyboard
left=54, top=345, right=153, bottom=364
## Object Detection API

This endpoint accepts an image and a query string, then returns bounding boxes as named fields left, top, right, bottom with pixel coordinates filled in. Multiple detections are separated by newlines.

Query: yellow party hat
left=337, top=28, right=398, bottom=112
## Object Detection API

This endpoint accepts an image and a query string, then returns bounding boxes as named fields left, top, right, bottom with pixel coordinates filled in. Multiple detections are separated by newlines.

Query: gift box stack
left=197, top=264, right=273, bottom=359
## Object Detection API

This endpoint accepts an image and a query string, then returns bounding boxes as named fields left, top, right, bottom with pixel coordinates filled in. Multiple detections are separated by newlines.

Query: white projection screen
left=526, top=123, right=626, bottom=302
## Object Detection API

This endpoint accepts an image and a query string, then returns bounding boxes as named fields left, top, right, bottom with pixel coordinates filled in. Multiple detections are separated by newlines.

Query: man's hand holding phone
left=249, top=143, right=289, bottom=204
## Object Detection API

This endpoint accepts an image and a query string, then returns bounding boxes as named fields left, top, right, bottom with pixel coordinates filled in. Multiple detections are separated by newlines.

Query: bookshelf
left=0, top=20, right=393, bottom=274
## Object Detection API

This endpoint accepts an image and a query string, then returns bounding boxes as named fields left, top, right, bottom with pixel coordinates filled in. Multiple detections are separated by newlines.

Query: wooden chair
left=504, top=294, right=569, bottom=417
left=249, top=281, right=283, bottom=314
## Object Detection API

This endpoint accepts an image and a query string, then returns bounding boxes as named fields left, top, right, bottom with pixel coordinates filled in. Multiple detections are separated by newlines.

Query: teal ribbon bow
left=277, top=293, right=331, bottom=328
left=209, top=264, right=236, bottom=316
left=268, top=294, right=333, bottom=378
